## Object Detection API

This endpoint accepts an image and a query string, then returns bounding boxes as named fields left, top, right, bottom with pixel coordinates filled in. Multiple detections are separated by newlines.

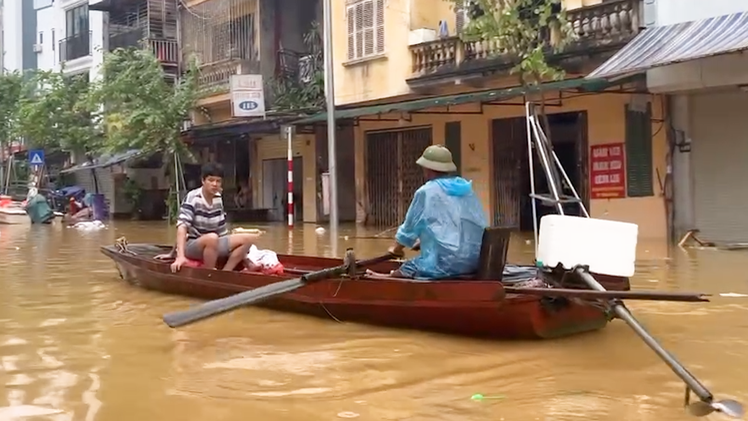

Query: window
left=346, top=0, right=385, bottom=61
left=445, top=121, right=462, bottom=175
left=52, top=29, right=55, bottom=50
left=624, top=103, right=654, bottom=197
left=38, top=31, right=43, bottom=44
left=66, top=4, right=89, bottom=38
left=210, top=14, right=255, bottom=63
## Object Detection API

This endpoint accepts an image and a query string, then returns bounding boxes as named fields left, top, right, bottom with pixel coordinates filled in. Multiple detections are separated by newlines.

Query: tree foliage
left=0, top=71, right=24, bottom=149
left=452, top=0, right=574, bottom=86
left=88, top=47, right=198, bottom=158
left=15, top=70, right=98, bottom=152
left=270, top=22, right=325, bottom=111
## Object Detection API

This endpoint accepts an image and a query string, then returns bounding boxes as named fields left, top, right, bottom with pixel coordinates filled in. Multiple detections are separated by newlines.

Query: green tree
left=88, top=47, right=198, bottom=158
left=15, top=70, right=98, bottom=152
left=270, top=22, right=325, bottom=111
left=0, top=71, right=24, bottom=151
left=449, top=0, right=573, bottom=119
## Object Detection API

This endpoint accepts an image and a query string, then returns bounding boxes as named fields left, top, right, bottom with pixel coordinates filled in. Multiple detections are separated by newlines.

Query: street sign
left=29, top=149, right=45, bottom=167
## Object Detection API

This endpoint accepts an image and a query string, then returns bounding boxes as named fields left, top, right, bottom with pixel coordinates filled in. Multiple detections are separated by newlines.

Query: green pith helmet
left=416, top=144, right=457, bottom=173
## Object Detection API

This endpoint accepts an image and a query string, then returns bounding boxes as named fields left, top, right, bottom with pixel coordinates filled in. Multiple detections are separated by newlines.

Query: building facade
left=179, top=0, right=323, bottom=223
left=293, top=0, right=668, bottom=240
left=0, top=0, right=108, bottom=76
left=589, top=0, right=748, bottom=244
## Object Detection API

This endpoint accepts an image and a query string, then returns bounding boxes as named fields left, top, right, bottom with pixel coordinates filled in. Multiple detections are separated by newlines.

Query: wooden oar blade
left=163, top=278, right=305, bottom=328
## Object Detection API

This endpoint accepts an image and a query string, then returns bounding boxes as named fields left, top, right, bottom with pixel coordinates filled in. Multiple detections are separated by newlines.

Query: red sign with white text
left=590, top=143, right=625, bottom=199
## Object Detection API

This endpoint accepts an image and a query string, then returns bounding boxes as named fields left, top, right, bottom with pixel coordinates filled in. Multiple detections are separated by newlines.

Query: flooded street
left=1, top=221, right=747, bottom=421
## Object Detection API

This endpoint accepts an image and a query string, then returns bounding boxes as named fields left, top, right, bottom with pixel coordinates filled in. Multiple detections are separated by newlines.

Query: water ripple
left=1, top=222, right=747, bottom=420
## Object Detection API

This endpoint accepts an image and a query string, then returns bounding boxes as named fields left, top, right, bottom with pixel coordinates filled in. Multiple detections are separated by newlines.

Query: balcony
left=109, top=29, right=179, bottom=66
left=59, top=31, right=92, bottom=63
left=408, top=0, right=641, bottom=87
left=197, top=58, right=260, bottom=96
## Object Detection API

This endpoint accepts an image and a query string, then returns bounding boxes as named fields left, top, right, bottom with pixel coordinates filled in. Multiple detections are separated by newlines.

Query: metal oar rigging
left=525, top=101, right=743, bottom=418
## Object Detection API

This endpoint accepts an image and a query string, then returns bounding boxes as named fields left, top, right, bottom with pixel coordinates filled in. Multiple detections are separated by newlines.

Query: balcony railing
left=410, top=0, right=640, bottom=76
left=59, top=31, right=92, bottom=63
left=108, top=29, right=179, bottom=65
left=197, top=58, right=260, bottom=96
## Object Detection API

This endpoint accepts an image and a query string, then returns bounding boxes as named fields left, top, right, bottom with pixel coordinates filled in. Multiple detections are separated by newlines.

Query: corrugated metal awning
left=587, top=11, right=748, bottom=80
left=60, top=149, right=142, bottom=174
left=293, top=77, right=620, bottom=124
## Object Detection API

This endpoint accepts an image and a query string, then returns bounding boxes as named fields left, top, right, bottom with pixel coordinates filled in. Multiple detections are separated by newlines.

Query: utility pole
left=322, top=0, right=339, bottom=252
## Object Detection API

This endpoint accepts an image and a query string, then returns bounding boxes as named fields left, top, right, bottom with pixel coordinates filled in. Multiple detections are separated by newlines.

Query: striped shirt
left=176, top=188, right=229, bottom=240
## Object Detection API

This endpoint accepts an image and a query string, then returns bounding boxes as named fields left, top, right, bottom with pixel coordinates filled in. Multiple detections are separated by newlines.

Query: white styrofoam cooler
left=536, top=215, right=638, bottom=277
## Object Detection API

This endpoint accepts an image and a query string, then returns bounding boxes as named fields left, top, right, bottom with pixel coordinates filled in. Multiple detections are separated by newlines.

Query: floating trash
left=470, top=393, right=506, bottom=401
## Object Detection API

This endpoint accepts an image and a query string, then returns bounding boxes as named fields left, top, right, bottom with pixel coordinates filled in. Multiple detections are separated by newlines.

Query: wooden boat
left=101, top=235, right=631, bottom=340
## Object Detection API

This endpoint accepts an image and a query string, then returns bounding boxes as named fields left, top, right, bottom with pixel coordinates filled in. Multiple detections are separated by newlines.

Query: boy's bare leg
left=220, top=234, right=256, bottom=271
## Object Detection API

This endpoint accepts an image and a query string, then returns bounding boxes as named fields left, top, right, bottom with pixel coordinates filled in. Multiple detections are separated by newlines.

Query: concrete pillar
left=670, top=94, right=695, bottom=239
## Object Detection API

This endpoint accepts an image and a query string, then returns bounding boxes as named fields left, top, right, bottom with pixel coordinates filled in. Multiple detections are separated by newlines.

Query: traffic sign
left=29, top=149, right=45, bottom=167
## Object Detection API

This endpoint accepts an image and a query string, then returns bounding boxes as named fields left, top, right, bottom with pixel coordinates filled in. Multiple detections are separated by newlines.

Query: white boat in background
left=0, top=196, right=29, bottom=225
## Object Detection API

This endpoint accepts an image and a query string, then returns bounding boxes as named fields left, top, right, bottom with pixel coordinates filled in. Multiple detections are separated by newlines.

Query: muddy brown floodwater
left=1, top=221, right=747, bottom=421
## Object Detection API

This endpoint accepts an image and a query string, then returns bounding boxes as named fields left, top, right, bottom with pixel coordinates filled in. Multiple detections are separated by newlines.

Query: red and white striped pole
left=286, top=125, right=294, bottom=229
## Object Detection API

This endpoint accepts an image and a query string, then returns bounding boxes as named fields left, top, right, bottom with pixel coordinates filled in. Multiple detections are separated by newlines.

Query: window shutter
left=354, top=3, right=364, bottom=58
left=363, top=0, right=374, bottom=56
left=445, top=122, right=462, bottom=175
left=624, top=103, right=654, bottom=197
left=375, top=0, right=384, bottom=53
left=347, top=7, right=355, bottom=60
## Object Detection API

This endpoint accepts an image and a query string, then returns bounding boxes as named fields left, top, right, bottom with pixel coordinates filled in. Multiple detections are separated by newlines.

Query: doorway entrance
left=262, top=157, right=303, bottom=222
left=365, top=127, right=432, bottom=228
left=491, top=111, right=588, bottom=231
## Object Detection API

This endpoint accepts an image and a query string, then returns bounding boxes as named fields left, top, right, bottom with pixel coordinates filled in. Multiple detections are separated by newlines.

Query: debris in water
left=470, top=393, right=506, bottom=401
left=720, top=292, right=748, bottom=297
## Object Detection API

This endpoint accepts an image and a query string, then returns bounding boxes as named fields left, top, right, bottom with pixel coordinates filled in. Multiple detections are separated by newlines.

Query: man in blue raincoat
left=370, top=144, right=488, bottom=280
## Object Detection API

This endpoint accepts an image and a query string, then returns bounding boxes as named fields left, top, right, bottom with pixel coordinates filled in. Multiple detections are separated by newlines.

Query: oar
left=162, top=251, right=394, bottom=329
left=503, top=287, right=711, bottom=302
left=574, top=266, right=744, bottom=418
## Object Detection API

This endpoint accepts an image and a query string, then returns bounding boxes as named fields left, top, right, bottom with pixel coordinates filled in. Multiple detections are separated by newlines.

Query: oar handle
left=302, top=253, right=393, bottom=282
left=163, top=277, right=305, bottom=328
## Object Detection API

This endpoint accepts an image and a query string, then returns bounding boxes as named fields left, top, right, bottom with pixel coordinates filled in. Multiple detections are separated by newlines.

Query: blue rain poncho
left=395, top=176, right=488, bottom=280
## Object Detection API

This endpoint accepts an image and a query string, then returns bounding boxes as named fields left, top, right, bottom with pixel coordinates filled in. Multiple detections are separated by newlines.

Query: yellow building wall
left=353, top=92, right=668, bottom=240
left=332, top=0, right=603, bottom=106
left=252, top=134, right=317, bottom=223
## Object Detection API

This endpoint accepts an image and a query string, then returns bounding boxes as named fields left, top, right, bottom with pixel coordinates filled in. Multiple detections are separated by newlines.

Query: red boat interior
left=116, top=226, right=628, bottom=290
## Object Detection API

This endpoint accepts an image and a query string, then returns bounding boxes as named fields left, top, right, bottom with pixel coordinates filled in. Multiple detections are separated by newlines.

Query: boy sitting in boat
left=167, top=163, right=257, bottom=272
left=368, top=145, right=488, bottom=280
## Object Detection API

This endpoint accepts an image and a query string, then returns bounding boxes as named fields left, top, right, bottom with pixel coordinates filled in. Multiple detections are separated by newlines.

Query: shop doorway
left=365, top=127, right=432, bottom=228
left=491, top=111, right=588, bottom=231
left=262, top=157, right=303, bottom=222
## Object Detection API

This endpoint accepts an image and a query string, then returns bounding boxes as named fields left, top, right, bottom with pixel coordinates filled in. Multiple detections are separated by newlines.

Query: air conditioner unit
left=32, top=44, right=43, bottom=53
left=643, top=0, right=657, bottom=28
left=408, top=28, right=437, bottom=46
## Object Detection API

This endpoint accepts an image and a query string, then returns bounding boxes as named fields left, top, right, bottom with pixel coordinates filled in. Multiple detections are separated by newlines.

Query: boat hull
left=0, top=208, right=30, bottom=225
left=101, top=244, right=630, bottom=340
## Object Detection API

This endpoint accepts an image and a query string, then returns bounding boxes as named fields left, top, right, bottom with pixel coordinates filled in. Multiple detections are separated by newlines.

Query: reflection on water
left=0, top=221, right=747, bottom=421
